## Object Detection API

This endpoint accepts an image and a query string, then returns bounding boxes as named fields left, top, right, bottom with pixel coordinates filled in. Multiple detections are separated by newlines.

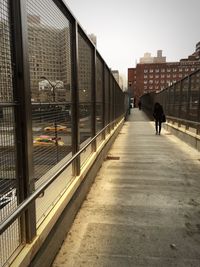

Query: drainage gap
left=106, top=155, right=120, bottom=160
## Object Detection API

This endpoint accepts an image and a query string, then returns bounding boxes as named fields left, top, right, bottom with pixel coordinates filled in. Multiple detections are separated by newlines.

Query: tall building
left=27, top=15, right=71, bottom=102
left=128, top=43, right=200, bottom=105
left=140, top=50, right=166, bottom=64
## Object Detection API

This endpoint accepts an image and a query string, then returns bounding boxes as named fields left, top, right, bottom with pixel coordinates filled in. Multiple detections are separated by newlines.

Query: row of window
left=144, top=85, right=165, bottom=92
left=143, top=74, right=184, bottom=79
left=144, top=79, right=177, bottom=85
left=143, top=67, right=196, bottom=73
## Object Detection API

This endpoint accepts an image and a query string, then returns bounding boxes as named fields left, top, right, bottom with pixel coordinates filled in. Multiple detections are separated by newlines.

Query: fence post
left=197, top=73, right=200, bottom=124
left=71, top=21, right=80, bottom=176
left=102, top=63, right=106, bottom=140
left=178, top=80, right=183, bottom=126
left=186, top=75, right=191, bottom=128
left=10, top=0, right=36, bottom=242
left=91, top=48, right=97, bottom=152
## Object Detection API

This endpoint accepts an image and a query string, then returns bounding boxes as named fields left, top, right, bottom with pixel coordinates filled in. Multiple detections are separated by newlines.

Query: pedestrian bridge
left=1, top=0, right=200, bottom=266
left=2, top=109, right=200, bottom=267
left=52, top=109, right=200, bottom=267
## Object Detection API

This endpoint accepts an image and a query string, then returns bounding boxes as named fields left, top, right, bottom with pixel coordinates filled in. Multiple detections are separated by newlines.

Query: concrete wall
left=164, top=122, right=200, bottom=151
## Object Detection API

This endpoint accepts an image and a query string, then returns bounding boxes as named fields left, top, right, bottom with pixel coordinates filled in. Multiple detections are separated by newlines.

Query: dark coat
left=153, top=103, right=164, bottom=120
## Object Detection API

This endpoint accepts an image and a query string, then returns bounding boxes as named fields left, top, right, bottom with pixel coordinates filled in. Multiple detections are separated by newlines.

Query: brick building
left=128, top=43, right=200, bottom=106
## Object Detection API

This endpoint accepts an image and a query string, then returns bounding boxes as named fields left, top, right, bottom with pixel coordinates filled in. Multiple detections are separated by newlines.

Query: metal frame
left=102, top=63, right=106, bottom=139
left=10, top=0, right=36, bottom=243
left=71, top=20, right=80, bottom=176
left=91, top=48, right=97, bottom=151
left=141, top=69, right=200, bottom=127
left=0, top=0, right=126, bottom=264
left=0, top=118, right=122, bottom=235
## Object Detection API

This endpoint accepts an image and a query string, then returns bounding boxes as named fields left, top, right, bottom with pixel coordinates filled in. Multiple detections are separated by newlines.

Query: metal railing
left=141, top=69, right=200, bottom=130
left=0, top=0, right=128, bottom=266
left=0, top=118, right=121, bottom=235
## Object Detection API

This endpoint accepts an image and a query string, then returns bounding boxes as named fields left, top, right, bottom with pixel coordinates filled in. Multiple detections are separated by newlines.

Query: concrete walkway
left=53, top=109, right=200, bottom=267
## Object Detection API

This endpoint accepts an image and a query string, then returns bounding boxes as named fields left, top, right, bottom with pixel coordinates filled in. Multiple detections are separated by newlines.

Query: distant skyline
left=64, top=0, right=200, bottom=87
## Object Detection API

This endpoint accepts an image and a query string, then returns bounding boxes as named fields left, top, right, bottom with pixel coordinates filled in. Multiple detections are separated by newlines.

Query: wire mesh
left=1, top=1, right=126, bottom=265
left=174, top=83, right=181, bottom=117
left=96, top=56, right=103, bottom=132
left=26, top=0, right=73, bottom=223
left=0, top=220, right=21, bottom=267
left=104, top=67, right=110, bottom=135
left=142, top=70, right=200, bottom=125
left=189, top=71, right=200, bottom=121
left=0, top=0, right=22, bottom=265
left=78, top=32, right=93, bottom=166
left=180, top=77, right=189, bottom=119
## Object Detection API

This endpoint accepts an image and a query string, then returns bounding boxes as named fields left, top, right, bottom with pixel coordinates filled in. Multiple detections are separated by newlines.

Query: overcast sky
left=64, top=0, right=200, bottom=85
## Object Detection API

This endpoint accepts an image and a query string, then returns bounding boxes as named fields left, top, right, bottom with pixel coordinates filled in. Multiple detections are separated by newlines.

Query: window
left=149, top=69, right=154, bottom=73
left=144, top=69, right=148, bottom=73
left=144, top=80, right=147, bottom=84
left=155, top=75, right=159, bottom=78
left=173, top=68, right=177, bottom=72
left=167, top=68, right=171, bottom=72
left=161, top=68, right=165, bottom=73
left=161, top=74, right=165, bottom=78
left=149, top=75, right=153, bottom=78
left=155, top=69, right=160, bottom=73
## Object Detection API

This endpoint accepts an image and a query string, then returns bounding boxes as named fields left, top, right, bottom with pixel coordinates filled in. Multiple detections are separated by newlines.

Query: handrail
left=167, top=116, right=200, bottom=127
left=0, top=117, right=122, bottom=234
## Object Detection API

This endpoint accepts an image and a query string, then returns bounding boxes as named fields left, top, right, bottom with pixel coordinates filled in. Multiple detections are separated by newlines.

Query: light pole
left=40, top=77, right=62, bottom=162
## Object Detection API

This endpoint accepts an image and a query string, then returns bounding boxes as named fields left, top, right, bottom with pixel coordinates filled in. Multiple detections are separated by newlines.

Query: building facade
left=128, top=43, right=200, bottom=106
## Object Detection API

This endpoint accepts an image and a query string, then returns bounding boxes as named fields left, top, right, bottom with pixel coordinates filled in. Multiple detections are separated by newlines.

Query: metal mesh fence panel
left=189, top=71, right=200, bottom=122
left=96, top=55, right=103, bottom=133
left=142, top=70, right=200, bottom=125
left=104, top=67, right=110, bottom=135
left=0, top=0, right=21, bottom=265
left=110, top=78, right=113, bottom=124
left=0, top=220, right=21, bottom=267
left=174, top=83, right=181, bottom=117
left=168, top=86, right=174, bottom=116
left=26, top=0, right=72, bottom=181
left=180, top=77, right=189, bottom=119
left=26, top=0, right=73, bottom=223
left=0, top=1, right=126, bottom=264
left=78, top=32, right=93, bottom=166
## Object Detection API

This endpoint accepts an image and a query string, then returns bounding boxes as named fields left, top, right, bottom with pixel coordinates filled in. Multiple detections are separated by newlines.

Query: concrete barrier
left=163, top=121, right=200, bottom=152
